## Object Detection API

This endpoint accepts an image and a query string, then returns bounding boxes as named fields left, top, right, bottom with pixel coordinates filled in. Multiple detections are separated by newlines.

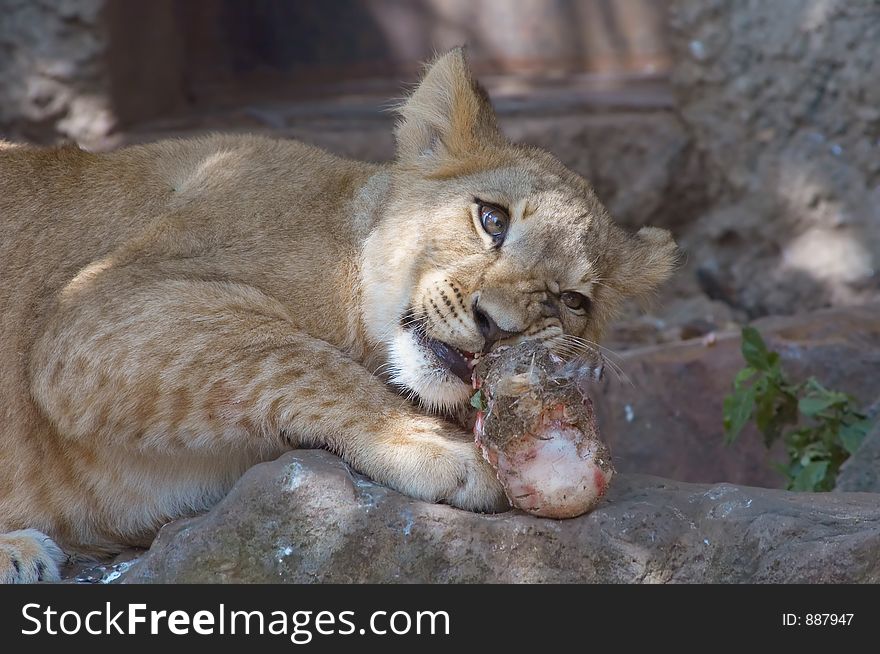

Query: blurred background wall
left=0, top=0, right=668, bottom=141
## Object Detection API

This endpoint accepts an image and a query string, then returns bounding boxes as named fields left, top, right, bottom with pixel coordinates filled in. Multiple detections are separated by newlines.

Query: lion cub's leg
left=0, top=530, right=66, bottom=584
left=31, top=275, right=506, bottom=532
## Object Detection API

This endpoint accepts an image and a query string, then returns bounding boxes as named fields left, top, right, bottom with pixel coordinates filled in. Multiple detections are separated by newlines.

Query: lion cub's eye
left=478, top=203, right=509, bottom=242
left=560, top=291, right=591, bottom=314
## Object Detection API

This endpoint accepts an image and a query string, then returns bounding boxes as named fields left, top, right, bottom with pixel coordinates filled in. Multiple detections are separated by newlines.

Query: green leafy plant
left=723, top=326, right=872, bottom=491
left=470, top=389, right=487, bottom=411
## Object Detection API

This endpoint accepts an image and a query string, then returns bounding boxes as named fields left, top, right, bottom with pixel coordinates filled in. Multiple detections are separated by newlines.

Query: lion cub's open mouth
left=416, top=332, right=478, bottom=385
left=401, top=310, right=479, bottom=385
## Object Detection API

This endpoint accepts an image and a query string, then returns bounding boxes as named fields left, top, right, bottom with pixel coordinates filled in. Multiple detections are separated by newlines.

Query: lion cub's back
left=0, top=133, right=349, bottom=300
left=1, top=138, right=176, bottom=281
left=0, top=133, right=357, bottom=445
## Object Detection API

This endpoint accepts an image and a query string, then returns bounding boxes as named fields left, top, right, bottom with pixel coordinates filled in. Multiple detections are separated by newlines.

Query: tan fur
left=0, top=50, right=677, bottom=581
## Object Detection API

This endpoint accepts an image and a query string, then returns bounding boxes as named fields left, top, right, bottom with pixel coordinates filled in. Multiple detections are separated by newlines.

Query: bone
left=472, top=341, right=613, bottom=518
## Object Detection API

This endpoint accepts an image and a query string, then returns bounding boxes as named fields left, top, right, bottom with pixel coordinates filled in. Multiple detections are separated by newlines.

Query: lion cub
left=0, top=50, right=677, bottom=582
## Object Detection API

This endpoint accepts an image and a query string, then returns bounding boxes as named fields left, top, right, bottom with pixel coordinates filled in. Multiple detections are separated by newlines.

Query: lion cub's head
left=360, top=49, right=678, bottom=412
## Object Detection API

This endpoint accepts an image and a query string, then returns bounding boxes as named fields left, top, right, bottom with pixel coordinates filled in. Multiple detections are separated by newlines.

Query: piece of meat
left=472, top=341, right=613, bottom=519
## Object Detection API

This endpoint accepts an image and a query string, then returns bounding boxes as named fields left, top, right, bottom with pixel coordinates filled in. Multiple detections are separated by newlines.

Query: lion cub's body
left=0, top=51, right=676, bottom=582
left=0, top=136, right=379, bottom=557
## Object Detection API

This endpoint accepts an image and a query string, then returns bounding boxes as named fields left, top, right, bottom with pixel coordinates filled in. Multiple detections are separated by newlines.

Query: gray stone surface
left=836, top=419, right=880, bottom=493
left=668, top=0, right=880, bottom=315
left=503, top=111, right=709, bottom=233
left=119, top=449, right=880, bottom=584
left=0, top=0, right=186, bottom=145
left=0, top=0, right=115, bottom=143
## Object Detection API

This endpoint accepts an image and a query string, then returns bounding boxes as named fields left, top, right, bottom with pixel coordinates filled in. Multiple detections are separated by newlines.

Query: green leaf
left=733, top=367, right=757, bottom=390
left=798, top=445, right=823, bottom=466
left=839, top=419, right=872, bottom=455
left=723, top=385, right=756, bottom=444
left=785, top=427, right=814, bottom=453
left=804, top=377, right=830, bottom=395
left=741, top=326, right=772, bottom=371
left=726, top=323, right=871, bottom=492
left=754, top=384, right=780, bottom=443
left=804, top=379, right=850, bottom=406
left=798, top=394, right=840, bottom=417
left=470, top=390, right=487, bottom=411
left=791, top=460, right=830, bottom=492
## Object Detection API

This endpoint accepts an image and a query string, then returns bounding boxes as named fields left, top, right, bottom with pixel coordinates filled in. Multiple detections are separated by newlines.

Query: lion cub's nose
left=473, top=301, right=518, bottom=352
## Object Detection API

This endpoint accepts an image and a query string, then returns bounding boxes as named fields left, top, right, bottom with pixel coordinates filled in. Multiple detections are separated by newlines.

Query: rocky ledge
left=115, top=450, right=880, bottom=584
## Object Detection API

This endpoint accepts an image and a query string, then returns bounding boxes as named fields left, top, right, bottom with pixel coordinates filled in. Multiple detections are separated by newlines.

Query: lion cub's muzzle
left=473, top=299, right=518, bottom=353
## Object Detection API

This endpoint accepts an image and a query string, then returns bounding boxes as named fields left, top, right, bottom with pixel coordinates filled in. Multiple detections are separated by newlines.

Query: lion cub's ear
left=394, top=48, right=504, bottom=166
left=616, top=226, right=681, bottom=299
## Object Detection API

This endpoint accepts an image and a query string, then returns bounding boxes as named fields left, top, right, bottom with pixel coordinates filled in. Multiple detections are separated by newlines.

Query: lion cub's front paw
left=345, top=414, right=509, bottom=513
left=441, top=440, right=510, bottom=513
left=374, top=418, right=509, bottom=513
left=0, top=529, right=66, bottom=584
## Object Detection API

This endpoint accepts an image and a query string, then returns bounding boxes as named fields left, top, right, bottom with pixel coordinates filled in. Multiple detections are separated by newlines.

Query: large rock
left=596, top=304, right=880, bottom=487
left=667, top=0, right=880, bottom=315
left=503, top=111, right=710, bottom=233
left=118, top=449, right=880, bottom=583
left=836, top=420, right=880, bottom=493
